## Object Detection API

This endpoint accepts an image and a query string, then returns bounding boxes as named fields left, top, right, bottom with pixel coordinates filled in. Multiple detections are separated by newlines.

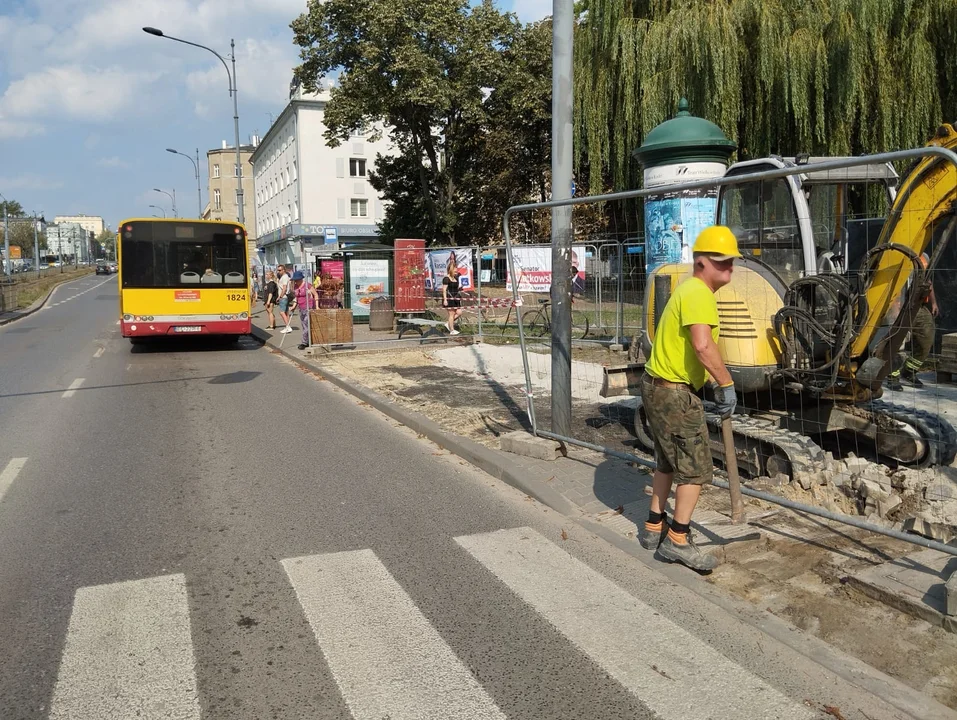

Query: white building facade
left=53, top=215, right=104, bottom=237
left=46, top=223, right=91, bottom=263
left=251, top=83, right=395, bottom=266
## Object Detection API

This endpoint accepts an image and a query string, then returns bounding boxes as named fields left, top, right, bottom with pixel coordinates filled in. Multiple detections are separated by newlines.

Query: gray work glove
left=713, top=383, right=737, bottom=418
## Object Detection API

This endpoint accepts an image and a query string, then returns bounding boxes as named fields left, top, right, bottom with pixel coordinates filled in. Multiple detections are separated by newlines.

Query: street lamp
left=167, top=148, right=202, bottom=218
left=152, top=188, right=176, bottom=217
left=149, top=204, right=167, bottom=218
left=144, top=27, right=244, bottom=226
left=0, top=191, right=8, bottom=276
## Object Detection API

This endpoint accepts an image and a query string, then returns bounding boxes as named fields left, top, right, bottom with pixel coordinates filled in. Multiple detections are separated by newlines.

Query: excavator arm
left=850, top=124, right=957, bottom=364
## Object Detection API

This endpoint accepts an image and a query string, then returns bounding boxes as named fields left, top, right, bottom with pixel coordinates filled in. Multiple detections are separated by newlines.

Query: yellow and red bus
left=117, top=218, right=251, bottom=340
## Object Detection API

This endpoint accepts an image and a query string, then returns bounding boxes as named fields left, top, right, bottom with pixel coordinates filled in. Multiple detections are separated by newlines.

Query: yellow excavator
left=603, top=124, right=957, bottom=485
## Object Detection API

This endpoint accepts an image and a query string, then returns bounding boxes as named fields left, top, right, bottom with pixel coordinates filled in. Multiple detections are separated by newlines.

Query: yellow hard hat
left=693, top=226, right=742, bottom=261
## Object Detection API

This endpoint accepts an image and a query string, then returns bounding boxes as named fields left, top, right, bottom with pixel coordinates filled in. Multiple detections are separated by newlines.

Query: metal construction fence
left=262, top=239, right=652, bottom=350
left=500, top=146, right=957, bottom=557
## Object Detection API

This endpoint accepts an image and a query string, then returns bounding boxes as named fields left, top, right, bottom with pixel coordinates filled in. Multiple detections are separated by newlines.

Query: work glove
left=713, top=383, right=737, bottom=419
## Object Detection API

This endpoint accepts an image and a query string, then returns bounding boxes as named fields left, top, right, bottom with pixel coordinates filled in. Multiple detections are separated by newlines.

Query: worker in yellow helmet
left=639, top=225, right=740, bottom=572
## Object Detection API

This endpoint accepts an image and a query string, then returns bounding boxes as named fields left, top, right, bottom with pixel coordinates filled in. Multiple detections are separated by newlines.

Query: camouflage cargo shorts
left=640, top=374, right=713, bottom=485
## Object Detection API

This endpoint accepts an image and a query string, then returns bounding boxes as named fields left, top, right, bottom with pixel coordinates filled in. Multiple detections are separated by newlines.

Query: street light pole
left=148, top=204, right=167, bottom=218
left=167, top=148, right=202, bottom=218
left=152, top=188, right=176, bottom=217
left=1, top=192, right=9, bottom=277
left=32, top=212, right=40, bottom=279
left=143, top=27, right=243, bottom=226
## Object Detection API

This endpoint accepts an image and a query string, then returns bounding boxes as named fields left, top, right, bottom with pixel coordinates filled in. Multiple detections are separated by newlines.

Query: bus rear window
left=121, top=222, right=246, bottom=288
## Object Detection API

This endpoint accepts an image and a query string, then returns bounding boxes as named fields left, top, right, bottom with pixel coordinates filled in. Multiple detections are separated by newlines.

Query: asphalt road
left=0, top=275, right=942, bottom=719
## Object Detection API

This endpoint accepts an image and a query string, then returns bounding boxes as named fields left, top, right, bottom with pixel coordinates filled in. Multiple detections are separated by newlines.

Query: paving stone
left=500, top=431, right=561, bottom=461
left=947, top=572, right=957, bottom=617
left=849, top=549, right=957, bottom=632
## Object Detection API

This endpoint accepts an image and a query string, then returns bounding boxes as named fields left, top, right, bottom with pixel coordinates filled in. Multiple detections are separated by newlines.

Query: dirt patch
left=315, top=343, right=957, bottom=709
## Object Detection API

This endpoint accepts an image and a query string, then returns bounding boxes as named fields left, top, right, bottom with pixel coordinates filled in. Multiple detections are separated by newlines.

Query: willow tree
left=576, top=0, right=957, bottom=195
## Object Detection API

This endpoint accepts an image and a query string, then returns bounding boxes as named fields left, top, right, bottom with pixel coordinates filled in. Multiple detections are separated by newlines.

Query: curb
left=0, top=272, right=92, bottom=327
left=251, top=324, right=957, bottom=720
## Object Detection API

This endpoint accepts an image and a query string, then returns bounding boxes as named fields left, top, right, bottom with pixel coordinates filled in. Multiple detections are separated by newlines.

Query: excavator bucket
left=600, top=364, right=644, bottom=398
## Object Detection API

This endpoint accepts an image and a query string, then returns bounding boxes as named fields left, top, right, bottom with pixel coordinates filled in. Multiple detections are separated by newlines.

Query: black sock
left=647, top=510, right=666, bottom=525
left=671, top=520, right=690, bottom=535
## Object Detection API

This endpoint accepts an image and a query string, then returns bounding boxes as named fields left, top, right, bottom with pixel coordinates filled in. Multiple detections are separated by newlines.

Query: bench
left=397, top=317, right=449, bottom=339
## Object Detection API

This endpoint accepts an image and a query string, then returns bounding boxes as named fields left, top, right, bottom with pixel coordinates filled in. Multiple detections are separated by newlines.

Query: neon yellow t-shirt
left=645, top=276, right=719, bottom=390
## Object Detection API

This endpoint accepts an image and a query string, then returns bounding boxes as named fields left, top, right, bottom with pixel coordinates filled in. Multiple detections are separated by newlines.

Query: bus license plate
left=174, top=326, right=203, bottom=333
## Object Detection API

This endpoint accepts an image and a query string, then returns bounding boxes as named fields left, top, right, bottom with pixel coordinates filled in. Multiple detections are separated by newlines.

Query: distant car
left=108, top=262, right=117, bottom=273
left=96, top=261, right=110, bottom=275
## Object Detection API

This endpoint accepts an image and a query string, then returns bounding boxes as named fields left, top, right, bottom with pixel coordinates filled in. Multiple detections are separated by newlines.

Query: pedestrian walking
left=638, top=225, right=741, bottom=572
left=886, top=251, right=938, bottom=391
left=276, top=265, right=294, bottom=333
left=289, top=270, right=319, bottom=350
left=262, top=270, right=279, bottom=329
left=442, top=260, right=463, bottom=335
left=251, top=268, right=260, bottom=305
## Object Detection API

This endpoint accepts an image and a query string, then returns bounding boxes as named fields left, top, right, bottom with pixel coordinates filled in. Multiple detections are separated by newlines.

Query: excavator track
left=634, top=399, right=830, bottom=486
left=867, top=400, right=957, bottom=467
left=704, top=412, right=829, bottom=487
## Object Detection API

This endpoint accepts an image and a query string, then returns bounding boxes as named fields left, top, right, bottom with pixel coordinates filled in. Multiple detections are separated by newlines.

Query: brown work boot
left=638, top=518, right=669, bottom=550
left=657, top=529, right=719, bottom=572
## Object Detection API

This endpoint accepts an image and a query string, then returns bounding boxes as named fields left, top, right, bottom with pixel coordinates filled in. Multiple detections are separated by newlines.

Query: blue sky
left=0, top=0, right=552, bottom=230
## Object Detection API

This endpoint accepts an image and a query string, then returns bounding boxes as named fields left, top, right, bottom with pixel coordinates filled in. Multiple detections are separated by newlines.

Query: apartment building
left=53, top=215, right=104, bottom=237
left=203, top=141, right=258, bottom=241
left=251, top=80, right=395, bottom=266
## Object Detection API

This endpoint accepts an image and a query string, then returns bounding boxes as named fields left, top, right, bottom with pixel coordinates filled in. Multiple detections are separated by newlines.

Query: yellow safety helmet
left=692, top=226, right=742, bottom=261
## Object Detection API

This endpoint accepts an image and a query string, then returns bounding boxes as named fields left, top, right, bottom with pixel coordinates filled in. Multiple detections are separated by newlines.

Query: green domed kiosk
left=633, top=98, right=736, bottom=273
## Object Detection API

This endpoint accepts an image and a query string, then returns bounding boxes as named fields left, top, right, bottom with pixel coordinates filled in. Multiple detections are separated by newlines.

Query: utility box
left=368, top=296, right=394, bottom=331
left=310, top=309, right=354, bottom=345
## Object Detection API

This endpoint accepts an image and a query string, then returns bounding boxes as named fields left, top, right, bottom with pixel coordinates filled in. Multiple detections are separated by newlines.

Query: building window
left=235, top=190, right=241, bottom=207
left=213, top=164, right=220, bottom=178
left=214, top=189, right=221, bottom=210
left=351, top=199, right=368, bottom=217
left=350, top=158, right=366, bottom=177
left=234, top=164, right=243, bottom=177
left=292, top=161, right=297, bottom=182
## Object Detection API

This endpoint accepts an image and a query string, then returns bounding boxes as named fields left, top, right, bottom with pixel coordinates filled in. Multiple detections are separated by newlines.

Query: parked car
left=108, top=262, right=117, bottom=273
left=95, top=261, right=110, bottom=275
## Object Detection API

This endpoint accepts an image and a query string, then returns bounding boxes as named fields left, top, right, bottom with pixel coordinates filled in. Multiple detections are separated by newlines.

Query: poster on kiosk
left=425, top=249, right=474, bottom=293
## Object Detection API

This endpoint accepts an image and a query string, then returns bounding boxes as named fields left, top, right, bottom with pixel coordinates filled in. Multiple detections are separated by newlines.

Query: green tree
left=0, top=199, right=24, bottom=218
left=6, top=220, right=46, bottom=259
left=293, top=0, right=554, bottom=245
left=576, top=0, right=957, bottom=196
left=95, top=228, right=115, bottom=260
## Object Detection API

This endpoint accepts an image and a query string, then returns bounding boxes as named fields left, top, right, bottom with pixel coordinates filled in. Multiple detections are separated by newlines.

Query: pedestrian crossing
left=47, top=527, right=816, bottom=719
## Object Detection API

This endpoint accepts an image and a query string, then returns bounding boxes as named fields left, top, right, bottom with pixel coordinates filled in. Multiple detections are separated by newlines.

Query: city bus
left=117, top=218, right=251, bottom=341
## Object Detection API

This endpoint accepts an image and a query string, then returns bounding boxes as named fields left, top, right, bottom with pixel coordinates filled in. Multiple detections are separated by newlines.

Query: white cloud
left=0, top=118, right=45, bottom=139
left=0, top=66, right=161, bottom=122
left=185, top=37, right=299, bottom=112
left=0, top=174, right=64, bottom=190
left=97, top=156, right=132, bottom=169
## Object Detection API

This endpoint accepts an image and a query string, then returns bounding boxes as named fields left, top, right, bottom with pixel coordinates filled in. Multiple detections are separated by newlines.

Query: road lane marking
left=62, top=378, right=85, bottom=398
left=93, top=347, right=104, bottom=358
left=282, top=549, right=505, bottom=720
left=0, top=458, right=27, bottom=503
left=455, top=527, right=814, bottom=720
left=49, top=574, right=201, bottom=719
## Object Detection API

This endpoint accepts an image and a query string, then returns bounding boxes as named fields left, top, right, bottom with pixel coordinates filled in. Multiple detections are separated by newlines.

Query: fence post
left=616, top=241, right=624, bottom=345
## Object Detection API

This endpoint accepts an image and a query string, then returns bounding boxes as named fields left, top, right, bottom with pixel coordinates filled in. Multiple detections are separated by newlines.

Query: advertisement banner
left=319, top=259, right=345, bottom=280
left=505, top=246, right=587, bottom=293
left=644, top=192, right=717, bottom=274
left=349, top=258, right=389, bottom=317
left=394, top=239, right=426, bottom=312
left=425, top=248, right=474, bottom=293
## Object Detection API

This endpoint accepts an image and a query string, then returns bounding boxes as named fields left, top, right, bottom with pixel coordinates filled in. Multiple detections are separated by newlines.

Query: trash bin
left=368, top=296, right=394, bottom=331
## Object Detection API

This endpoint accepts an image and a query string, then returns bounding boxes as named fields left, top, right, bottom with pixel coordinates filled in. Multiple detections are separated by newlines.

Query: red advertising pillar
left=394, top=239, right=426, bottom=312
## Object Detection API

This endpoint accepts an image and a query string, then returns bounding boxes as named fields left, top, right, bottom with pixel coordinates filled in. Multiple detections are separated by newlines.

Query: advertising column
left=633, top=98, right=736, bottom=275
